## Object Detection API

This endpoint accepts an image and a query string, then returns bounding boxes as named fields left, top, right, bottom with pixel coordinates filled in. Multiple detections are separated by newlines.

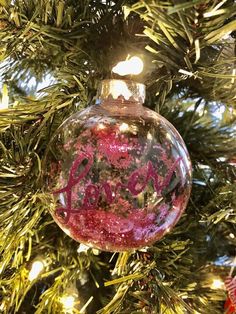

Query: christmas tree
left=0, top=1, right=236, bottom=313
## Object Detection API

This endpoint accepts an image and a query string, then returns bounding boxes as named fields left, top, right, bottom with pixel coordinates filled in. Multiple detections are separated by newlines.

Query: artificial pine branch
left=0, top=1, right=235, bottom=313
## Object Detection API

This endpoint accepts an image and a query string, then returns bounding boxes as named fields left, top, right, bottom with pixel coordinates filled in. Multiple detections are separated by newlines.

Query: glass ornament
left=45, top=79, right=192, bottom=251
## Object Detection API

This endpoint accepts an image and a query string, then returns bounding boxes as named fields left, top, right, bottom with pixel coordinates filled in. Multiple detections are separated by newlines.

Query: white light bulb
left=129, top=56, right=144, bottom=75
left=61, top=295, right=75, bottom=311
left=112, top=56, right=144, bottom=76
left=28, top=260, right=45, bottom=281
left=0, top=302, right=5, bottom=311
left=77, top=243, right=90, bottom=253
left=211, top=278, right=224, bottom=290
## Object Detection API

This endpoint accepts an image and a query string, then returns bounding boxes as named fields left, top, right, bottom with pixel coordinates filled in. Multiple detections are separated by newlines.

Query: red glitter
left=48, top=108, right=192, bottom=251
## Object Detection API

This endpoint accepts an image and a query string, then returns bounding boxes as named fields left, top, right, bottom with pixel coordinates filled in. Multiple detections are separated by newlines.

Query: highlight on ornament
left=28, top=260, right=45, bottom=281
left=112, top=56, right=144, bottom=76
left=105, top=80, right=133, bottom=100
left=119, top=122, right=130, bottom=132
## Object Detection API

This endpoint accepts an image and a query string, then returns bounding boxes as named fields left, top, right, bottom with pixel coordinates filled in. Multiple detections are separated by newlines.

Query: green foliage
left=126, top=0, right=236, bottom=106
left=0, top=1, right=235, bottom=313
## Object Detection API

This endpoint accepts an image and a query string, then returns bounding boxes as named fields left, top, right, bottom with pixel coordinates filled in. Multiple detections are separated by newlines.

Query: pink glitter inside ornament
left=45, top=79, right=192, bottom=251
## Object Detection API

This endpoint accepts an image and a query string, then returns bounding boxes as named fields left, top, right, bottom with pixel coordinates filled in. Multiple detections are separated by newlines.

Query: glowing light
left=77, top=243, right=90, bottom=253
left=229, top=233, right=235, bottom=239
left=28, top=260, right=45, bottom=281
left=60, top=295, right=75, bottom=311
left=211, top=278, right=224, bottom=290
left=119, top=123, right=129, bottom=132
left=112, top=56, right=143, bottom=76
left=92, top=249, right=100, bottom=255
left=0, top=302, right=5, bottom=311
left=0, top=84, right=9, bottom=109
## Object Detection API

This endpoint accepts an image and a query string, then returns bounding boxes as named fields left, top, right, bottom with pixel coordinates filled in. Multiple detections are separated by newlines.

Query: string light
left=60, top=295, right=75, bottom=313
left=0, top=302, right=5, bottom=311
left=112, top=56, right=143, bottom=76
left=211, top=278, right=224, bottom=290
left=92, top=248, right=100, bottom=256
left=28, top=260, right=45, bottom=281
left=77, top=243, right=90, bottom=253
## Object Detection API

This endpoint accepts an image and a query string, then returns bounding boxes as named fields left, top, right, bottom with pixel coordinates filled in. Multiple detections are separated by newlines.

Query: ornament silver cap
left=98, top=79, right=146, bottom=104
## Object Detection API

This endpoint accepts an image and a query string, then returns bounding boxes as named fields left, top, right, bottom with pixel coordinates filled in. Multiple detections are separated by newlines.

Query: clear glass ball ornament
left=45, top=79, right=192, bottom=251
